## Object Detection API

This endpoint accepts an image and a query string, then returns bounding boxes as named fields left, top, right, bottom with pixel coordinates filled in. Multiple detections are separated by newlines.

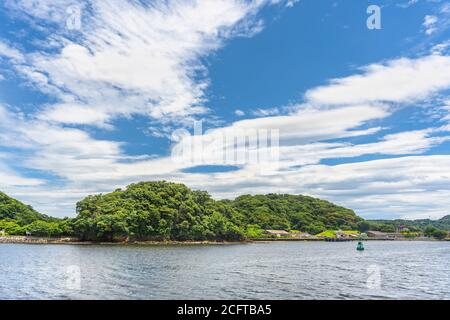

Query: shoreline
left=0, top=236, right=251, bottom=246
left=1, top=236, right=446, bottom=245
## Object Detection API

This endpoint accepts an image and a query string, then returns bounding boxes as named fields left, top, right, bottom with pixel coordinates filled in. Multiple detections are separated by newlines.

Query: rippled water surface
left=1, top=241, right=449, bottom=299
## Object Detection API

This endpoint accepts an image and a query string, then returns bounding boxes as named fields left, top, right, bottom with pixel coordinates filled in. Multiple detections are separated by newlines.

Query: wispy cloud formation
left=3, top=51, right=450, bottom=218
left=0, top=40, right=25, bottom=62
left=4, top=0, right=292, bottom=127
left=305, top=55, right=450, bottom=106
left=5, top=0, right=80, bottom=23
left=397, top=0, right=419, bottom=9
left=423, top=15, right=438, bottom=35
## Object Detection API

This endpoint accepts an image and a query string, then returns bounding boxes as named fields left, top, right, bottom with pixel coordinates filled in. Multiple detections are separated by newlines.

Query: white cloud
left=0, top=40, right=25, bottom=62
left=442, top=3, right=450, bottom=14
left=431, top=40, right=450, bottom=55
left=38, top=103, right=113, bottom=127
left=5, top=0, right=81, bottom=23
left=251, top=107, right=281, bottom=117
left=234, top=109, right=245, bottom=116
left=305, top=55, right=450, bottom=106
left=235, top=104, right=388, bottom=142
left=5, top=0, right=292, bottom=127
left=0, top=162, right=43, bottom=187
left=423, top=15, right=438, bottom=35
left=0, top=104, right=124, bottom=180
left=397, top=0, right=418, bottom=9
left=285, top=0, right=299, bottom=8
left=273, top=128, right=449, bottom=169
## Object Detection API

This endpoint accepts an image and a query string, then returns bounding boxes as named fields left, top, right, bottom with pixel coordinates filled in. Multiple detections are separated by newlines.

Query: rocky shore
left=0, top=236, right=82, bottom=244
left=0, top=236, right=250, bottom=245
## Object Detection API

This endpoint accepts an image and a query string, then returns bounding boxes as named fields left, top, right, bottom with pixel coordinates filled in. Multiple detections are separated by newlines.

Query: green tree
left=0, top=220, right=24, bottom=235
left=25, top=221, right=62, bottom=237
left=425, top=226, right=447, bottom=239
left=357, top=221, right=371, bottom=232
left=2, top=181, right=374, bottom=242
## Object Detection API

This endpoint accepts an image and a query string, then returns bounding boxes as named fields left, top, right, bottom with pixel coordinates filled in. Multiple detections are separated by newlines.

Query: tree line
left=0, top=182, right=448, bottom=241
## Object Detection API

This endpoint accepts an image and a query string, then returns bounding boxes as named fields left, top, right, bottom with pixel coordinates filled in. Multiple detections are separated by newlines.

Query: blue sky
left=0, top=0, right=450, bottom=219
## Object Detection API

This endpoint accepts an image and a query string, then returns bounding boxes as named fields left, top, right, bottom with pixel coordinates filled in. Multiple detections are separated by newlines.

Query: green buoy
left=356, top=241, right=364, bottom=251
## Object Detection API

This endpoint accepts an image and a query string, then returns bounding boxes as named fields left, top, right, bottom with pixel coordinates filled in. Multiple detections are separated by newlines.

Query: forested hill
left=222, top=194, right=362, bottom=234
left=0, top=181, right=368, bottom=240
left=0, top=191, right=53, bottom=225
left=73, top=181, right=363, bottom=240
left=2, top=182, right=449, bottom=241
left=74, top=181, right=245, bottom=241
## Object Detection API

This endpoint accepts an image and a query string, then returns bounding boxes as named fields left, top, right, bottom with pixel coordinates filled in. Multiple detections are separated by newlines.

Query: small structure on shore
left=264, top=230, right=290, bottom=237
left=291, top=232, right=312, bottom=239
left=366, top=230, right=404, bottom=239
left=335, top=230, right=345, bottom=239
left=335, top=230, right=358, bottom=239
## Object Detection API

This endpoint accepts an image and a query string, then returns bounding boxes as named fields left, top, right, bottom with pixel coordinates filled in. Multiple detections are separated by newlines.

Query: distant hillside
left=0, top=191, right=52, bottom=225
left=368, top=215, right=450, bottom=232
left=224, top=194, right=363, bottom=234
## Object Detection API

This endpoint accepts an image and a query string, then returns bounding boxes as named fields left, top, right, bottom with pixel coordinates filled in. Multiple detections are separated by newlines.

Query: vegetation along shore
left=1, top=181, right=449, bottom=243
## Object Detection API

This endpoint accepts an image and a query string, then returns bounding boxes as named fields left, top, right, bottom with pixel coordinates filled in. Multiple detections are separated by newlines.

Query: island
left=1, top=181, right=449, bottom=243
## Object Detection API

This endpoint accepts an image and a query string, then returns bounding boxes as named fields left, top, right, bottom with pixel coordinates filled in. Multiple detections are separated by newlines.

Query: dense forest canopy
left=0, top=182, right=448, bottom=241
left=73, top=181, right=244, bottom=241
left=223, top=194, right=363, bottom=234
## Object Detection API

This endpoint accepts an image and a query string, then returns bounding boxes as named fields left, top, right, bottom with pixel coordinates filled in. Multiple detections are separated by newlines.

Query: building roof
left=367, top=230, right=403, bottom=236
left=265, top=229, right=290, bottom=235
left=367, top=231, right=387, bottom=236
left=291, top=232, right=311, bottom=237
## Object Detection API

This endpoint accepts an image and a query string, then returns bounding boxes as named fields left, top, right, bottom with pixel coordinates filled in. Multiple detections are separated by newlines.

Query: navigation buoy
left=356, top=241, right=364, bottom=251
